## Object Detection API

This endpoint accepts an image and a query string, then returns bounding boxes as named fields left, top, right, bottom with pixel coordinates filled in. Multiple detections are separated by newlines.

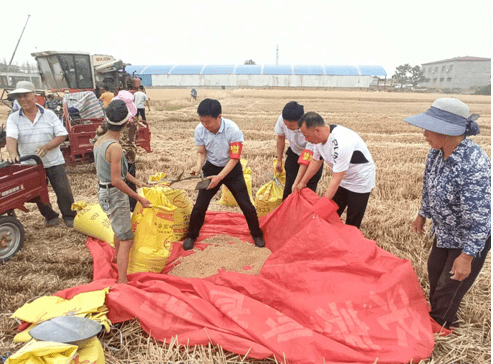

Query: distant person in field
left=190, top=88, right=198, bottom=100
left=93, top=99, right=150, bottom=284
left=275, top=101, right=323, bottom=200
left=183, top=98, right=265, bottom=250
left=405, top=98, right=491, bottom=330
left=134, top=85, right=150, bottom=120
left=6, top=81, right=76, bottom=228
left=294, top=112, right=375, bottom=229
left=99, top=86, right=114, bottom=109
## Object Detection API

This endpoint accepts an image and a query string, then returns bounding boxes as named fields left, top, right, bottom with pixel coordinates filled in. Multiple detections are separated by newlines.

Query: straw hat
left=404, top=98, right=480, bottom=136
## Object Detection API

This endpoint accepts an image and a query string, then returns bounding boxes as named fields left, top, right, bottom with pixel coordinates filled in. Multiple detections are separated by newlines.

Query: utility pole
left=9, top=14, right=31, bottom=66
left=276, top=44, right=279, bottom=65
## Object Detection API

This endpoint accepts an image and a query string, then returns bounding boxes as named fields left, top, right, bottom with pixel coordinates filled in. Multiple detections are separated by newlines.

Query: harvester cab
left=31, top=51, right=140, bottom=95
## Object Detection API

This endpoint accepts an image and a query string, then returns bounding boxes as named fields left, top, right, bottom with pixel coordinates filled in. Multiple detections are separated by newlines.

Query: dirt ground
left=0, top=88, right=490, bottom=363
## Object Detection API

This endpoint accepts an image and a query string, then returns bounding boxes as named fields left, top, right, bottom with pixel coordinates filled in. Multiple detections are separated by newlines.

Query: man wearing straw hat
left=6, top=81, right=77, bottom=227
left=404, top=97, right=490, bottom=330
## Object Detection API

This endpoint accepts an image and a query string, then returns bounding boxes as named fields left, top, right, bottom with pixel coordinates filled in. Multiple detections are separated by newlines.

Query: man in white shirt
left=275, top=101, right=323, bottom=200
left=294, top=112, right=375, bottom=228
left=6, top=81, right=76, bottom=227
left=133, top=85, right=150, bottom=120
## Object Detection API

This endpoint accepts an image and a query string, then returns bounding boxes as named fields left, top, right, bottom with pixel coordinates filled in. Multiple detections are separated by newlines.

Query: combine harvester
left=28, top=51, right=152, bottom=165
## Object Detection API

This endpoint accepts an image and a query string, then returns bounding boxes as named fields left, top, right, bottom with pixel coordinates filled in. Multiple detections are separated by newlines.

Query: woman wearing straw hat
left=404, top=98, right=491, bottom=330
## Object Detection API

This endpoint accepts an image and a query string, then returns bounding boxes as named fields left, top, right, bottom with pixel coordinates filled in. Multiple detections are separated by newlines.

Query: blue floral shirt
left=419, top=138, right=491, bottom=257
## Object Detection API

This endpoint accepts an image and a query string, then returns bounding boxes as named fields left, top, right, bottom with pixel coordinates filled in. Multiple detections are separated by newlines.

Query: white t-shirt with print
left=313, top=125, right=375, bottom=193
left=274, top=114, right=316, bottom=155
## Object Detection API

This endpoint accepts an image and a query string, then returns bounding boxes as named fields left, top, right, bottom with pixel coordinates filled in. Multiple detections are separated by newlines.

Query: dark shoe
left=46, top=217, right=60, bottom=227
left=63, top=218, right=74, bottom=228
left=253, top=236, right=265, bottom=248
left=183, top=238, right=196, bottom=251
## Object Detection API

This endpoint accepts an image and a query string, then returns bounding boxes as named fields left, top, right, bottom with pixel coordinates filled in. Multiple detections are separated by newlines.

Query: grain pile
left=169, top=235, right=271, bottom=278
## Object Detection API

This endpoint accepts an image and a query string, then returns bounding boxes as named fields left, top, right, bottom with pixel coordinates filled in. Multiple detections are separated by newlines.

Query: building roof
left=422, top=56, right=491, bottom=65
left=125, top=64, right=387, bottom=77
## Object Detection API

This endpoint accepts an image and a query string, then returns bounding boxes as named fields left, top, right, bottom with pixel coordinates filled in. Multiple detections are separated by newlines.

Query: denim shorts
left=97, top=187, right=134, bottom=241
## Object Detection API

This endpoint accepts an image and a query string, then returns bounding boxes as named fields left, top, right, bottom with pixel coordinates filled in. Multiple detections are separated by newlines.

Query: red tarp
left=56, top=190, right=434, bottom=363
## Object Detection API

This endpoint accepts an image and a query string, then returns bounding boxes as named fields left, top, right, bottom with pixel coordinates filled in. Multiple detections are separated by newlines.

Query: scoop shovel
left=168, top=171, right=210, bottom=190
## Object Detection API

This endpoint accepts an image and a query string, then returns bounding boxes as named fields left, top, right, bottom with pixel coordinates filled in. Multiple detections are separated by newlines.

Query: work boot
left=63, top=218, right=74, bottom=228
left=253, top=236, right=265, bottom=248
left=183, top=238, right=196, bottom=251
left=46, top=217, right=60, bottom=227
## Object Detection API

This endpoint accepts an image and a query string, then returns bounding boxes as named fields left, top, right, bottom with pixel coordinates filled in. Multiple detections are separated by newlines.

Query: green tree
left=409, top=65, right=429, bottom=87
left=393, top=63, right=411, bottom=89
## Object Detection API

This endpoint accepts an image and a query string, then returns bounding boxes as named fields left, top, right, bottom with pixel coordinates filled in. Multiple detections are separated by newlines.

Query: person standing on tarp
left=294, top=111, right=375, bottom=229
left=404, top=98, right=491, bottom=330
left=94, top=99, right=150, bottom=284
left=275, top=101, right=323, bottom=201
left=183, top=98, right=265, bottom=250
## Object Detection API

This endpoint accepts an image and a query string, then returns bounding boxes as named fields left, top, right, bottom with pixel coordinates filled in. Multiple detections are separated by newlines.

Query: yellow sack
left=6, top=337, right=105, bottom=364
left=71, top=337, right=105, bottom=364
left=6, top=340, right=78, bottom=364
left=218, top=159, right=255, bottom=206
left=129, top=186, right=192, bottom=274
left=72, top=201, right=114, bottom=246
left=148, top=171, right=167, bottom=184
left=255, top=159, right=285, bottom=217
left=12, top=289, right=111, bottom=343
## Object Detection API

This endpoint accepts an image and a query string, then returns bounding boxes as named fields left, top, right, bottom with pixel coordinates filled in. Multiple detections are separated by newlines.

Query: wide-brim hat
left=404, top=98, right=475, bottom=136
left=9, top=81, right=36, bottom=95
left=113, top=90, right=137, bottom=117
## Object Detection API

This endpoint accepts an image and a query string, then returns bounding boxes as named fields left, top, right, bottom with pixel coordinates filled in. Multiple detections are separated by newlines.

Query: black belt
left=99, top=183, right=115, bottom=189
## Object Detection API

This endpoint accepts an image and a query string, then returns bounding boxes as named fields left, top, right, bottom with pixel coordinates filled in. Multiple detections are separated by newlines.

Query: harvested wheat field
left=0, top=88, right=490, bottom=363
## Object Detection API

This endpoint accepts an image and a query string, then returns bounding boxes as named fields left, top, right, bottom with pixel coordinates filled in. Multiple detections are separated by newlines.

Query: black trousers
left=331, top=186, right=370, bottom=229
left=36, top=164, right=76, bottom=222
left=126, top=162, right=137, bottom=212
left=186, top=161, right=263, bottom=239
left=283, top=147, right=323, bottom=201
left=428, top=235, right=491, bottom=328
left=136, top=108, right=146, bottom=120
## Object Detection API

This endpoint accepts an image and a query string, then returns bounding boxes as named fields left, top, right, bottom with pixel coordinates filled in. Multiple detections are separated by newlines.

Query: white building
left=421, top=56, right=491, bottom=90
left=125, top=64, right=387, bottom=88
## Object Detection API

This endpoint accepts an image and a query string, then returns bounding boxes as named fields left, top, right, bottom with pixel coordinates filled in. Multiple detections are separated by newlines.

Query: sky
left=1, top=0, right=491, bottom=77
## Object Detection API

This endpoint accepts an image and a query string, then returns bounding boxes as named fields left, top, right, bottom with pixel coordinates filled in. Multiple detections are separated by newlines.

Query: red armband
left=298, top=149, right=314, bottom=165
left=229, top=142, right=243, bottom=159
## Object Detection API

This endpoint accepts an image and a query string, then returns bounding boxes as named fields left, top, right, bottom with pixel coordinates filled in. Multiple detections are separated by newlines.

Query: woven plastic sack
left=12, top=289, right=111, bottom=343
left=72, top=201, right=114, bottom=246
left=6, top=340, right=78, bottom=364
left=6, top=337, right=105, bottom=364
left=255, top=159, right=285, bottom=217
left=218, top=159, right=254, bottom=206
left=129, top=186, right=192, bottom=274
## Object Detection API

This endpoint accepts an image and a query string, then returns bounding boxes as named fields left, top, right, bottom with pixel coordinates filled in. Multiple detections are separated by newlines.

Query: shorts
left=97, top=187, right=134, bottom=241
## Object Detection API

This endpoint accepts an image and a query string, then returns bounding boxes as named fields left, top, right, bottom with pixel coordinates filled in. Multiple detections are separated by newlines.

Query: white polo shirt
left=274, top=114, right=316, bottom=155
left=313, top=125, right=375, bottom=193
left=194, top=117, right=244, bottom=167
left=6, top=105, right=68, bottom=168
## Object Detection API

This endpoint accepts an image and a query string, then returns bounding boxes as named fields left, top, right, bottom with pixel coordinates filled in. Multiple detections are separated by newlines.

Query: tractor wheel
left=0, top=216, right=25, bottom=264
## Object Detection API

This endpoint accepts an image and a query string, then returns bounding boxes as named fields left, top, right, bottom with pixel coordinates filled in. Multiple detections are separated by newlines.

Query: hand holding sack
left=129, top=186, right=192, bottom=274
left=255, top=159, right=286, bottom=217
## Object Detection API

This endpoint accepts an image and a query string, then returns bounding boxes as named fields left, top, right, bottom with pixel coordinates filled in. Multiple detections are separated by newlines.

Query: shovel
left=168, top=172, right=210, bottom=190
left=194, top=172, right=211, bottom=190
